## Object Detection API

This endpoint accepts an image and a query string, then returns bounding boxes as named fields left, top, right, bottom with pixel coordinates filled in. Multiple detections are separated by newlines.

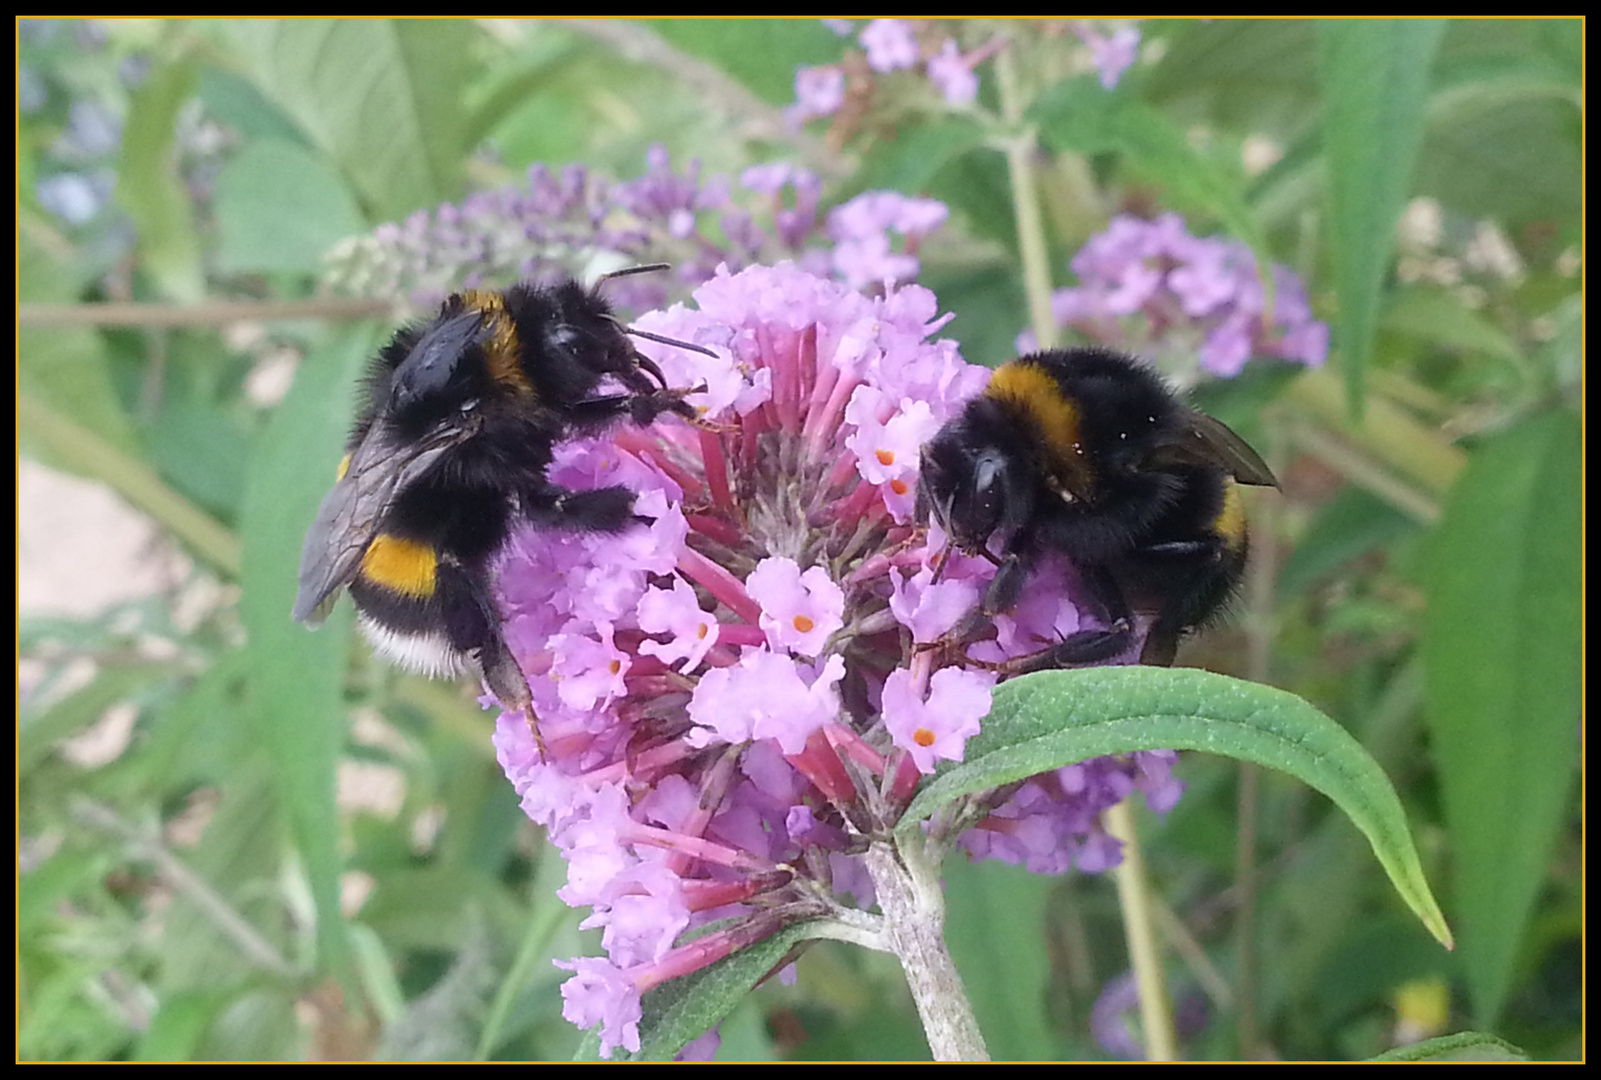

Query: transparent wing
left=292, top=420, right=475, bottom=626
left=1152, top=409, right=1279, bottom=488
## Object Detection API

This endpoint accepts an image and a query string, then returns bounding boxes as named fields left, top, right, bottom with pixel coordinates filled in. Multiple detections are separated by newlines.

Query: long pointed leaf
left=901, top=666, right=1451, bottom=949
left=1317, top=19, right=1446, bottom=415
left=239, top=325, right=374, bottom=987
left=1422, top=411, right=1580, bottom=1026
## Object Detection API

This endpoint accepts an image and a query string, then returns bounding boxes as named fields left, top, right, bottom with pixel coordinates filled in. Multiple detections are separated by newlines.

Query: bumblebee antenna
left=597, top=262, right=671, bottom=283
left=594, top=262, right=721, bottom=368
left=625, top=325, right=718, bottom=360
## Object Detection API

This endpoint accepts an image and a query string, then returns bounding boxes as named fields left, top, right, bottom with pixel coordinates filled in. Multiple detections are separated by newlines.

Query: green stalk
left=994, top=46, right=1058, bottom=351
left=1106, top=801, right=1178, bottom=1060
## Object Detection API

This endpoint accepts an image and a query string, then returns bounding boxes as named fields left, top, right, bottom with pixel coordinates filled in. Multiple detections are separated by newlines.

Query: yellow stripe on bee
left=336, top=453, right=352, bottom=481
left=1215, top=478, right=1247, bottom=545
left=360, top=534, right=438, bottom=598
left=459, top=289, right=534, bottom=397
left=986, top=360, right=1095, bottom=487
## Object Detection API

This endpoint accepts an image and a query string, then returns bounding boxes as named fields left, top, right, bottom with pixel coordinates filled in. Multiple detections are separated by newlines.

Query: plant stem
left=18, top=296, right=391, bottom=328
left=865, top=837, right=989, bottom=1061
left=1106, top=800, right=1177, bottom=1060
left=73, top=797, right=296, bottom=978
left=994, top=45, right=1058, bottom=350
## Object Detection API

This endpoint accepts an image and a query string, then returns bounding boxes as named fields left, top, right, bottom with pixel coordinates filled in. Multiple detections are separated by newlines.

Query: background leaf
left=115, top=43, right=204, bottom=301
left=1421, top=411, right=1581, bottom=1026
left=1317, top=19, right=1446, bottom=413
left=239, top=325, right=374, bottom=987
left=223, top=20, right=470, bottom=222
left=213, top=138, right=367, bottom=275
left=942, top=857, right=1057, bottom=1060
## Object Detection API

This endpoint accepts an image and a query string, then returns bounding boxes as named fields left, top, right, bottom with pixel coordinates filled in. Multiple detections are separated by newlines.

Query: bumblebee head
left=918, top=426, right=1034, bottom=556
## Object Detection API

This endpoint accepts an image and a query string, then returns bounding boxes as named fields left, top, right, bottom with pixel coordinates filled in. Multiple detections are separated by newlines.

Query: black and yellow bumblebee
left=918, top=347, right=1278, bottom=668
left=292, top=271, right=700, bottom=712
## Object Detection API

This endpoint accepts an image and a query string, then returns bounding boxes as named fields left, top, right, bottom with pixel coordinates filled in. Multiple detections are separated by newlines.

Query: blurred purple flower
left=927, top=39, right=980, bottom=105
left=1037, top=212, right=1328, bottom=376
left=826, top=190, right=949, bottom=290
left=1090, top=970, right=1143, bottom=1058
left=787, top=65, right=846, bottom=125
left=329, top=148, right=939, bottom=313
left=1075, top=22, right=1142, bottom=90
left=860, top=18, right=920, bottom=73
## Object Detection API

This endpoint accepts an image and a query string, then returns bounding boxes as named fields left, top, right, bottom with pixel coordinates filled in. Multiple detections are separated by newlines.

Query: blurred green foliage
left=17, top=18, right=1580, bottom=1061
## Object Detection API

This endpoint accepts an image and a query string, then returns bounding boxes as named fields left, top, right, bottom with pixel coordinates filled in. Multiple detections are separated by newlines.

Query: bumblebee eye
left=973, top=451, right=1003, bottom=495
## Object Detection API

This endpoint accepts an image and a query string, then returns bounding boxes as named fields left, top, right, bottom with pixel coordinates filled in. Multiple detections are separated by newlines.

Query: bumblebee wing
left=1153, top=410, right=1280, bottom=488
left=291, top=425, right=466, bottom=626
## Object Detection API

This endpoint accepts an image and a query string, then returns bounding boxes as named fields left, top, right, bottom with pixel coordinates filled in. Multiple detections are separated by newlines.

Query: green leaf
left=115, top=46, right=204, bottom=302
left=1317, top=19, right=1446, bottom=415
left=135, top=991, right=223, bottom=1061
left=147, top=394, right=251, bottom=519
left=854, top=117, right=988, bottom=199
left=640, top=19, right=844, bottom=104
left=1369, top=1030, right=1528, bottom=1062
left=19, top=660, right=178, bottom=774
left=18, top=216, right=137, bottom=456
left=1143, top=19, right=1321, bottom=131
left=1276, top=484, right=1420, bottom=601
left=584, top=921, right=822, bottom=1061
left=224, top=19, right=471, bottom=222
left=1421, top=411, right=1580, bottom=1027
left=239, top=324, right=374, bottom=987
left=214, top=138, right=367, bottom=275
left=1032, top=88, right=1267, bottom=257
left=900, top=666, right=1451, bottom=948
left=1381, top=286, right=1524, bottom=367
left=942, top=858, right=1056, bottom=1061
left=20, top=393, right=240, bottom=576
left=1415, top=21, right=1582, bottom=230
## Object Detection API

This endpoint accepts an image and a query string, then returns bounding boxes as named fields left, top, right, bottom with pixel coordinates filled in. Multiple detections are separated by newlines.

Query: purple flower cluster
left=486, top=262, right=1183, bottom=1056
left=1039, top=212, right=1329, bottom=378
left=788, top=18, right=985, bottom=122
left=324, top=147, right=947, bottom=317
left=786, top=19, right=1144, bottom=126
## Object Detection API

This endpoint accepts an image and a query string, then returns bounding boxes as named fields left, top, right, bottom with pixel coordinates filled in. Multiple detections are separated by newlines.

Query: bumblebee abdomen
left=349, top=541, right=493, bottom=682
left=1213, top=477, right=1248, bottom=552
left=359, top=533, right=439, bottom=599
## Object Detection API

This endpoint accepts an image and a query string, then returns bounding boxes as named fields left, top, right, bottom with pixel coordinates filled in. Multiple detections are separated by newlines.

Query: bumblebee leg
left=1124, top=534, right=1236, bottom=667
left=435, top=561, right=535, bottom=713
left=981, top=553, right=1029, bottom=616
left=521, top=484, right=640, bottom=532
left=975, top=627, right=1134, bottom=675
left=969, top=560, right=1140, bottom=673
left=563, top=390, right=696, bottom=431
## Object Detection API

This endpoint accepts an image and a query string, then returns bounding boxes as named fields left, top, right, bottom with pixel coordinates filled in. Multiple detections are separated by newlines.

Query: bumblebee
left=918, top=347, right=1278, bottom=668
left=292, top=272, right=700, bottom=712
